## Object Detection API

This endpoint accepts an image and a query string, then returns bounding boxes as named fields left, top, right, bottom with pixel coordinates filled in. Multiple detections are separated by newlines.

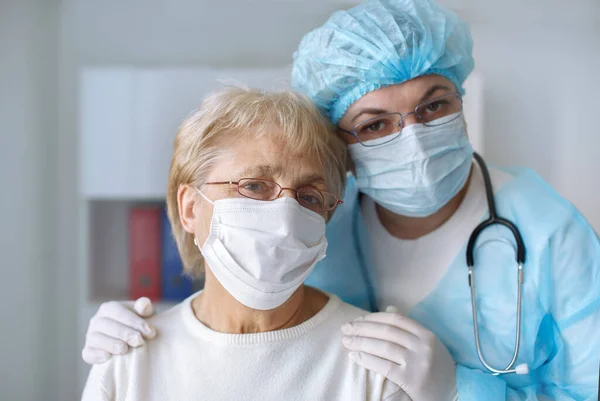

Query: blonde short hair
left=167, top=87, right=347, bottom=277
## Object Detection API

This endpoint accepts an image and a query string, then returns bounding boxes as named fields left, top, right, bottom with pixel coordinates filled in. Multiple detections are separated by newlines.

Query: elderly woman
left=81, top=87, right=409, bottom=401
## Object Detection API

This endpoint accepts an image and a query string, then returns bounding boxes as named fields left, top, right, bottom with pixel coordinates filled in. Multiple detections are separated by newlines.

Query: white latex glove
left=341, top=306, right=458, bottom=401
left=82, top=297, right=157, bottom=365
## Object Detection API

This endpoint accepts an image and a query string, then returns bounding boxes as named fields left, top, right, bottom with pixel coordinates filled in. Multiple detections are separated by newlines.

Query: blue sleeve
left=305, top=174, right=378, bottom=311
left=457, top=211, right=600, bottom=401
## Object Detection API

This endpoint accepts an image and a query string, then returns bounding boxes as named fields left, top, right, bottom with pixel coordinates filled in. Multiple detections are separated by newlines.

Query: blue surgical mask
left=347, top=114, right=473, bottom=218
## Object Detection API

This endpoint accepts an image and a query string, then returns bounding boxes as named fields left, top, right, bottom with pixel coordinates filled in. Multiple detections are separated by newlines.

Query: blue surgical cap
left=292, top=0, right=474, bottom=124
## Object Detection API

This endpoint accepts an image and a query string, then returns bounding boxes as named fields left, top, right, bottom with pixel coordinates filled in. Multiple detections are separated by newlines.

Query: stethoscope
left=466, top=152, right=529, bottom=375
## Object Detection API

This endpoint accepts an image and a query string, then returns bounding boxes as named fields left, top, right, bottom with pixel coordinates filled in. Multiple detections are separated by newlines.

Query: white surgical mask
left=195, top=194, right=328, bottom=310
left=348, top=113, right=473, bottom=218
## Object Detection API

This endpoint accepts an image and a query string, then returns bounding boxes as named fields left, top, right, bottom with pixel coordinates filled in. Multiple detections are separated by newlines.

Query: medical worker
left=81, top=0, right=600, bottom=400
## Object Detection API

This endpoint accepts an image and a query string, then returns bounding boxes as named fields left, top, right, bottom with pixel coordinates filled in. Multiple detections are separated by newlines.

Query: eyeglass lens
left=236, top=178, right=338, bottom=211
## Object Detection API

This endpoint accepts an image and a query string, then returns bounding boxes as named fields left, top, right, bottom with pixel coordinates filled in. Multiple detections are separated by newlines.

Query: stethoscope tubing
left=466, top=153, right=527, bottom=375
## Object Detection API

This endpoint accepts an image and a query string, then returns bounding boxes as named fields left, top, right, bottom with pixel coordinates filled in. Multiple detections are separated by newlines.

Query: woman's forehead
left=211, top=137, right=326, bottom=182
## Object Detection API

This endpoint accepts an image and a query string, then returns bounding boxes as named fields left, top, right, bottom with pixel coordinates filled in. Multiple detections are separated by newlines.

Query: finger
left=348, top=351, right=405, bottom=389
left=341, top=320, right=419, bottom=349
left=82, top=347, right=112, bottom=365
left=134, top=297, right=154, bottom=317
left=355, top=312, right=429, bottom=338
left=342, top=336, right=408, bottom=365
left=87, top=331, right=141, bottom=355
left=96, top=301, right=156, bottom=338
left=89, top=317, right=150, bottom=345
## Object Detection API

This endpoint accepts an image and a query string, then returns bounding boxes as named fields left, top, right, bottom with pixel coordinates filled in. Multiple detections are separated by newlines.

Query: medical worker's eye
left=358, top=119, right=390, bottom=135
left=423, top=100, right=447, bottom=114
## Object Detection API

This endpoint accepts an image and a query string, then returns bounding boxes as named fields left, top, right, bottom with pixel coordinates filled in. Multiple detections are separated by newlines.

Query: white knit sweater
left=82, top=293, right=409, bottom=401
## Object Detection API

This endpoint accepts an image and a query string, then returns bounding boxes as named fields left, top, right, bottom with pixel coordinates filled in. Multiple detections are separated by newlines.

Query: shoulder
left=310, top=296, right=409, bottom=400
left=332, top=300, right=411, bottom=401
left=334, top=298, right=370, bottom=320
left=82, top=348, right=133, bottom=401
left=322, top=294, right=370, bottom=326
left=82, top=362, right=113, bottom=401
left=82, top=301, right=190, bottom=400
left=494, top=167, right=575, bottom=215
left=146, top=301, right=187, bottom=335
left=492, top=166, right=598, bottom=263
left=493, top=166, right=589, bottom=237
left=136, top=301, right=193, bottom=359
left=494, top=167, right=600, bottom=323
left=305, top=294, right=369, bottom=345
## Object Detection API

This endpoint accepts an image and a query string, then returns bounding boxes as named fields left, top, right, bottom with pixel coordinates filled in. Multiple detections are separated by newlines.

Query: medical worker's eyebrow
left=351, top=108, right=389, bottom=123
left=418, top=84, right=453, bottom=104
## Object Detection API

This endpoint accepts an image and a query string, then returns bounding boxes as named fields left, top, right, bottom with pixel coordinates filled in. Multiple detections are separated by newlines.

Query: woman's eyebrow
left=297, top=173, right=328, bottom=188
left=418, top=84, right=452, bottom=103
left=238, top=165, right=280, bottom=178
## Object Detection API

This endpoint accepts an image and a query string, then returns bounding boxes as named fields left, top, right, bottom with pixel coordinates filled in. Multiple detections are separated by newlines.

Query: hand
left=82, top=297, right=157, bottom=365
left=341, top=306, right=457, bottom=401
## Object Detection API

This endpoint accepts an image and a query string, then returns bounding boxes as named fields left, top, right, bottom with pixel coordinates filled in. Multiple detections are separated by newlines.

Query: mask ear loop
left=194, top=187, right=215, bottom=253
left=196, top=188, right=215, bottom=205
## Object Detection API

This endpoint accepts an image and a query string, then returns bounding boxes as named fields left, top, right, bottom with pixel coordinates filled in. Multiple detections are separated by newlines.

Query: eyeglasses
left=202, top=178, right=343, bottom=212
left=340, top=92, right=463, bottom=147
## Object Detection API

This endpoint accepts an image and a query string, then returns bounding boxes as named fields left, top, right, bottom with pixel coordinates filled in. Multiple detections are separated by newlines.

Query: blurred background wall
left=1, top=0, right=598, bottom=400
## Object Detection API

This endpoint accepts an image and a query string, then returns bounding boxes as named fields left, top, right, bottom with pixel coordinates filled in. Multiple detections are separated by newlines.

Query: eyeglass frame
left=339, top=92, right=464, bottom=147
left=200, top=178, right=344, bottom=211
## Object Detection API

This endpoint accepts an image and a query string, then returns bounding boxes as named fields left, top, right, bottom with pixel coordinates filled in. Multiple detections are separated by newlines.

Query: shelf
left=86, top=199, right=204, bottom=303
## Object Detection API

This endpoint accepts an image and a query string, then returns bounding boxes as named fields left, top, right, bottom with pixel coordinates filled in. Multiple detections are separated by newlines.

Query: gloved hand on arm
left=341, top=306, right=458, bottom=401
left=82, top=297, right=157, bottom=364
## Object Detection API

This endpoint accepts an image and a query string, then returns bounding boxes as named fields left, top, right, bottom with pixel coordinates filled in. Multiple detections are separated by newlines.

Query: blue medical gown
left=305, top=168, right=600, bottom=400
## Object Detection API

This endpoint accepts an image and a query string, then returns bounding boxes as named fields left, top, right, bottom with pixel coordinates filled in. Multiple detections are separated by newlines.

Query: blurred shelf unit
left=78, top=65, right=292, bottom=304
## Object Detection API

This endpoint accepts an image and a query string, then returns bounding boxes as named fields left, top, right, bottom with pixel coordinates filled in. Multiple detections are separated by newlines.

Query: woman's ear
left=178, top=185, right=198, bottom=234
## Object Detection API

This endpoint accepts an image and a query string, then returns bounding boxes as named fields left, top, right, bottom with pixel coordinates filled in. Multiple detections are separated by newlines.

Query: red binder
left=129, top=206, right=161, bottom=301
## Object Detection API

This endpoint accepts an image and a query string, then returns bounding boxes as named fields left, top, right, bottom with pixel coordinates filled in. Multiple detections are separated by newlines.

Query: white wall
left=460, top=0, right=600, bottom=231
left=0, top=1, right=59, bottom=400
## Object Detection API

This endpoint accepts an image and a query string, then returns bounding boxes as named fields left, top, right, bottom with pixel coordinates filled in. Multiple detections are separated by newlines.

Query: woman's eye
left=242, top=182, right=267, bottom=192
left=301, top=195, right=321, bottom=205
left=298, top=190, right=324, bottom=207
